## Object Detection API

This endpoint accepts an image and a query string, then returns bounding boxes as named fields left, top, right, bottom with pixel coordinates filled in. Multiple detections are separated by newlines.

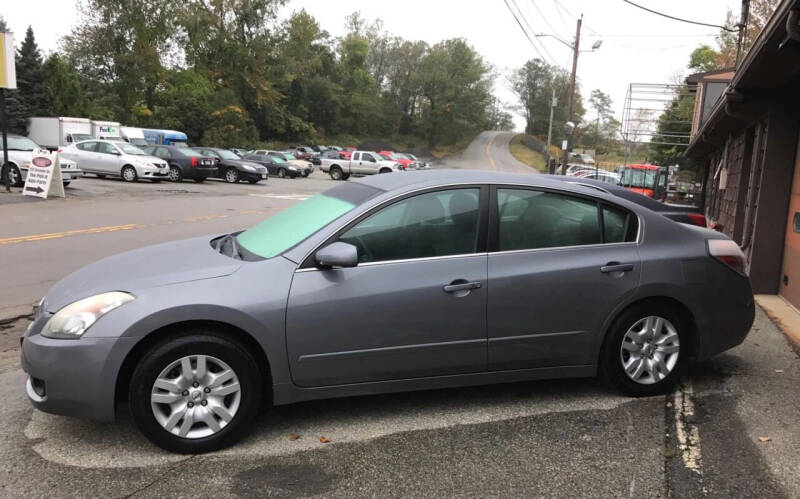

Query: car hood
left=44, top=235, right=243, bottom=312
left=227, top=159, right=266, bottom=170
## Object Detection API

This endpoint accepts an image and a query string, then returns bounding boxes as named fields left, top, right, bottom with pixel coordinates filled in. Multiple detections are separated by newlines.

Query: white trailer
left=27, top=117, right=93, bottom=150
left=120, top=126, right=148, bottom=146
left=91, top=120, right=122, bottom=140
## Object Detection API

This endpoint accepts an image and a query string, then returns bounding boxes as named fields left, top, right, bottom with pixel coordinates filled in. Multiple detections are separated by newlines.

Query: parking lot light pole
left=1, top=87, right=9, bottom=191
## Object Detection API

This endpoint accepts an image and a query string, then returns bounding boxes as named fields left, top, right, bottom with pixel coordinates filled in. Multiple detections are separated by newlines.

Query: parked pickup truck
left=320, top=150, right=403, bottom=180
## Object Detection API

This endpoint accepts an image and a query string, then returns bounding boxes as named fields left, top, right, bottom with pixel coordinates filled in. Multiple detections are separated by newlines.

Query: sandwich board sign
left=22, top=150, right=65, bottom=199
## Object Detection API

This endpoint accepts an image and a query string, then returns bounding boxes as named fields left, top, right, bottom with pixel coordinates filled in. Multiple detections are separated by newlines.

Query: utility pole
left=734, top=0, right=750, bottom=69
left=1, top=88, right=8, bottom=191
left=545, top=88, right=556, bottom=174
left=560, top=14, right=582, bottom=175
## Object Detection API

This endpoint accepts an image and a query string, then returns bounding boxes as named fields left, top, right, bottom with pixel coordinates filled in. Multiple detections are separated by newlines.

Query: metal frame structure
left=620, top=83, right=694, bottom=166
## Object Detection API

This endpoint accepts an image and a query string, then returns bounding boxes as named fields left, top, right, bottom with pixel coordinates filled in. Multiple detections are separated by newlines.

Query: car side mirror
left=315, top=242, right=358, bottom=268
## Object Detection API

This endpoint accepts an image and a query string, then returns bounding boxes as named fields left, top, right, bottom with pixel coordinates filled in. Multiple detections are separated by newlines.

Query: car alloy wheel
left=150, top=354, right=241, bottom=439
left=168, top=166, right=182, bottom=182
left=278, top=168, right=287, bottom=178
left=330, top=167, right=343, bottom=180
left=225, top=168, right=239, bottom=183
left=619, top=316, right=680, bottom=385
left=122, top=166, right=138, bottom=182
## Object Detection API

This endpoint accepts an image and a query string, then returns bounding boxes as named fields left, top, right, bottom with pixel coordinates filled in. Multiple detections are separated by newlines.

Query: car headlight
left=242, top=165, right=254, bottom=171
left=41, top=292, right=135, bottom=339
left=288, top=166, right=297, bottom=170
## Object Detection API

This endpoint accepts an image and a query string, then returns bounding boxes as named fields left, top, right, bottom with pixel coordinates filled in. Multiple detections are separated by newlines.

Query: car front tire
left=224, top=168, right=239, bottom=183
left=121, top=165, right=138, bottom=182
left=600, top=304, right=686, bottom=397
left=329, top=166, right=343, bottom=180
left=168, top=167, right=182, bottom=182
left=129, top=332, right=263, bottom=454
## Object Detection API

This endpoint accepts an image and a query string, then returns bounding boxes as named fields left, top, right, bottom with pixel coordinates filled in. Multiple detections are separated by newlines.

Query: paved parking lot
left=1, top=132, right=798, bottom=497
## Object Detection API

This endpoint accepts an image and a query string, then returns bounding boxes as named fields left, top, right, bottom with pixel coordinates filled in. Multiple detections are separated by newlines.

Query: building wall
left=717, top=130, right=747, bottom=236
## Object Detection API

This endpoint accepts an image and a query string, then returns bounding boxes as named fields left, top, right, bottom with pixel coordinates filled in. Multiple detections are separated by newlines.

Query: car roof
left=352, top=169, right=626, bottom=199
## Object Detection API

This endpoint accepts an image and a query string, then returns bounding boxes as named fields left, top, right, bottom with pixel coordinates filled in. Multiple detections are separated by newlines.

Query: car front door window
left=339, top=188, right=480, bottom=263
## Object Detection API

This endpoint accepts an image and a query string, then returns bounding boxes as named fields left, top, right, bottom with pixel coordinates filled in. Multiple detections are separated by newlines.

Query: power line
left=529, top=0, right=566, bottom=40
left=552, top=0, right=569, bottom=31
left=621, top=0, right=738, bottom=32
left=503, top=0, right=554, bottom=64
left=511, top=0, right=560, bottom=65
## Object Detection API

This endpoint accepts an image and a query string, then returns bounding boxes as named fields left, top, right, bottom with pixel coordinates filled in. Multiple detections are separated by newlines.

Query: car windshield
left=116, top=143, right=146, bottom=155
left=217, top=149, right=240, bottom=159
left=7, top=136, right=40, bottom=150
left=621, top=168, right=657, bottom=188
left=177, top=147, right=202, bottom=157
left=383, top=152, right=398, bottom=159
left=283, top=153, right=296, bottom=160
left=236, top=183, right=381, bottom=258
left=273, top=157, right=286, bottom=163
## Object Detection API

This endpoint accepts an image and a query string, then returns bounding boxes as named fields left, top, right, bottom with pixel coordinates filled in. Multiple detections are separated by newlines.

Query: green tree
left=149, top=69, right=212, bottom=143
left=588, top=89, right=613, bottom=148
left=689, top=45, right=718, bottom=72
left=202, top=104, right=259, bottom=147
left=41, top=53, right=87, bottom=116
left=16, top=26, right=45, bottom=118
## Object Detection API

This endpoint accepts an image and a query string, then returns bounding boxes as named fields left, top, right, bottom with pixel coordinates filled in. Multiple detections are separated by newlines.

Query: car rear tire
left=329, top=167, right=343, bottom=181
left=121, top=165, right=138, bottom=182
left=168, top=167, right=182, bottom=182
left=599, top=304, right=686, bottom=397
left=129, top=332, right=262, bottom=454
left=224, top=168, right=239, bottom=183
left=277, top=168, right=287, bottom=179
left=379, top=168, right=392, bottom=174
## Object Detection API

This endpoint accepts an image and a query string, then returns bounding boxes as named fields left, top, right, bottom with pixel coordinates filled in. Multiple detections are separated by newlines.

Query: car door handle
left=443, top=281, right=482, bottom=293
left=600, top=263, right=634, bottom=273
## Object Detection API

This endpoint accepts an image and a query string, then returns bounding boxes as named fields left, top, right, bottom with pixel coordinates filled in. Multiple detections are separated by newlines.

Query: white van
left=120, top=126, right=148, bottom=146
left=28, top=117, right=93, bottom=149
left=91, top=120, right=123, bottom=141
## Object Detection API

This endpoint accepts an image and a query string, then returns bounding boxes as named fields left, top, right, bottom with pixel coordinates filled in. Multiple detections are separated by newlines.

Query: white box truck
left=91, top=120, right=122, bottom=140
left=27, top=117, right=93, bottom=150
left=120, top=126, right=148, bottom=146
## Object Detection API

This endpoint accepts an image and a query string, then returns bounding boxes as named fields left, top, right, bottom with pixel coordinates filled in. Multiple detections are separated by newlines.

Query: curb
left=755, top=294, right=800, bottom=355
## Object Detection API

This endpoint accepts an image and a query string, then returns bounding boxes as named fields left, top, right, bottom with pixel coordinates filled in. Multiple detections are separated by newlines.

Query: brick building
left=685, top=0, right=800, bottom=305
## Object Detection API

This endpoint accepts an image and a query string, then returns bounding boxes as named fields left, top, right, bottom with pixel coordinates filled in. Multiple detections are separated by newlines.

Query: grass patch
left=430, top=135, right=475, bottom=159
left=509, top=134, right=547, bottom=172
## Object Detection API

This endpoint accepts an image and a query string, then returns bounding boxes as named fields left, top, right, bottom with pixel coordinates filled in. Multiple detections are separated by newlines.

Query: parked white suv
left=60, top=140, right=169, bottom=182
left=2, top=134, right=82, bottom=187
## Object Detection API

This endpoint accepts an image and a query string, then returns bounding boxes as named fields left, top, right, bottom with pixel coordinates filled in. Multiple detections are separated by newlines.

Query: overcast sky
left=3, top=0, right=740, bottom=130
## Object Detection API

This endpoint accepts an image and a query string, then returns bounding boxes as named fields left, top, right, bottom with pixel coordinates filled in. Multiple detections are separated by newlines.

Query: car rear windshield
left=237, top=183, right=382, bottom=258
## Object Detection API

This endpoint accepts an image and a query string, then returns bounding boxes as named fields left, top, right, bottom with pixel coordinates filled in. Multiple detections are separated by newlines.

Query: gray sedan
left=21, top=170, right=755, bottom=453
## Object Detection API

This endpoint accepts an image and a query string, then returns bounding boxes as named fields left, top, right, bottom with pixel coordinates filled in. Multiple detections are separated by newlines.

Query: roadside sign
left=0, top=32, right=16, bottom=89
left=22, top=150, right=65, bottom=199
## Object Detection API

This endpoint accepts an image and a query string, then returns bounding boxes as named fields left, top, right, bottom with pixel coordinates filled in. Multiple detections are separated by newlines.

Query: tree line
left=1, top=1, right=514, bottom=150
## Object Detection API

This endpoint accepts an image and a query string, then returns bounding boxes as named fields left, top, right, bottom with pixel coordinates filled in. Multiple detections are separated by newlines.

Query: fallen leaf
left=319, top=436, right=331, bottom=443
left=289, top=433, right=301, bottom=441
left=775, top=369, right=784, bottom=373
left=758, top=437, right=771, bottom=443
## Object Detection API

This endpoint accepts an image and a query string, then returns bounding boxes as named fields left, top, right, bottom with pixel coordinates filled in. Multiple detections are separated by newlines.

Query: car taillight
left=56, top=148, right=62, bottom=153
left=708, top=239, right=746, bottom=275
left=687, top=213, right=707, bottom=227
left=191, top=157, right=197, bottom=167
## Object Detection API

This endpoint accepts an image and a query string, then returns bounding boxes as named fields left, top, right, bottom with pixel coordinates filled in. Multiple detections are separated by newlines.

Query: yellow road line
left=485, top=133, right=498, bottom=171
left=0, top=210, right=270, bottom=246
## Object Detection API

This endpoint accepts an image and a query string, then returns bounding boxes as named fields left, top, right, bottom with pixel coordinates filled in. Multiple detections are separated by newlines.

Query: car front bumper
left=141, top=168, right=169, bottom=178
left=21, top=326, right=137, bottom=422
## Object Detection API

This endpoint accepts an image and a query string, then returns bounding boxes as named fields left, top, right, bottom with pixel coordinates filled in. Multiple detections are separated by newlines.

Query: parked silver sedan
left=60, top=140, right=169, bottom=182
left=21, top=170, right=754, bottom=453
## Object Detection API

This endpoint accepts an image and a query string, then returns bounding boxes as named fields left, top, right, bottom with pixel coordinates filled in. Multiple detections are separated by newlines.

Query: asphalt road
left=0, top=134, right=798, bottom=497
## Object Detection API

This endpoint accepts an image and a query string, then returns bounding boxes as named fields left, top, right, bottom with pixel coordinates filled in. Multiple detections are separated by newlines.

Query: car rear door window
left=153, top=148, right=171, bottom=159
left=339, top=188, right=480, bottom=263
left=497, top=188, right=638, bottom=250
left=602, top=205, right=638, bottom=243
left=497, top=189, right=601, bottom=250
left=76, top=141, right=97, bottom=152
